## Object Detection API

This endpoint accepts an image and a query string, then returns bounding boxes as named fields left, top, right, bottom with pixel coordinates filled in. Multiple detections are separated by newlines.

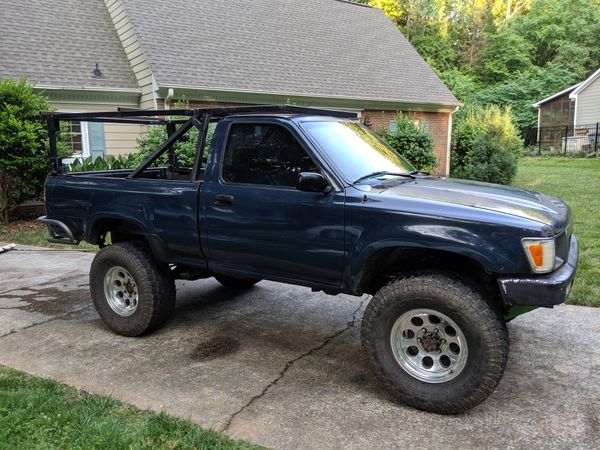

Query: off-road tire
left=90, top=242, right=175, bottom=336
left=361, top=273, right=508, bottom=414
left=214, top=274, right=260, bottom=290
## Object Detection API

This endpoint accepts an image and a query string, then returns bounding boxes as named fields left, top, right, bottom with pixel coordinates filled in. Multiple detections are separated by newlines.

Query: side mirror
left=297, top=172, right=331, bottom=193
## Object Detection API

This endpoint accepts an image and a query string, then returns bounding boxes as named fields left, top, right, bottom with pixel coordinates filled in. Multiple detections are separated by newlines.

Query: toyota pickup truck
left=39, top=105, right=578, bottom=414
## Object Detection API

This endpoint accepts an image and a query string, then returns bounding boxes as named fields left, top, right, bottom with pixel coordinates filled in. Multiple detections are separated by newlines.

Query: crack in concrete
left=0, top=270, right=83, bottom=296
left=0, top=304, right=92, bottom=339
left=220, top=297, right=368, bottom=433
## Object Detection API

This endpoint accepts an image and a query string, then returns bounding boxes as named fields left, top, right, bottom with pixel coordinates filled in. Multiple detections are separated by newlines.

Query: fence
left=522, top=122, right=600, bottom=156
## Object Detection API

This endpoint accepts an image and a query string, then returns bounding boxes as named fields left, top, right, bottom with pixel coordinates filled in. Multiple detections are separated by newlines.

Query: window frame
left=218, top=118, right=335, bottom=191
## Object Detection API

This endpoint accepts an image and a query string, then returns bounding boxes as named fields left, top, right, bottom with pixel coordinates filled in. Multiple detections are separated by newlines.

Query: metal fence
left=522, top=122, right=600, bottom=156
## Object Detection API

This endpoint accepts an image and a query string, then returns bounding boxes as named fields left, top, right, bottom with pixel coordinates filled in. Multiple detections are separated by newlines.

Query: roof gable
left=0, top=0, right=139, bottom=91
left=570, top=67, right=600, bottom=97
left=120, top=0, right=459, bottom=107
left=533, top=83, right=580, bottom=108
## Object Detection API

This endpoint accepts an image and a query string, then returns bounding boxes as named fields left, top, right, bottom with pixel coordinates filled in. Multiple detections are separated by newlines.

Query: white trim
left=159, top=83, right=462, bottom=109
left=537, top=108, right=541, bottom=138
left=533, top=83, right=581, bottom=108
left=57, top=108, right=91, bottom=159
left=446, top=110, right=454, bottom=177
left=570, top=67, right=600, bottom=97
left=81, top=122, right=90, bottom=158
left=35, top=85, right=141, bottom=94
left=573, top=95, right=578, bottom=126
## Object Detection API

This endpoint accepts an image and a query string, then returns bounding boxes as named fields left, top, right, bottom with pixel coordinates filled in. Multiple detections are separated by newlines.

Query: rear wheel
left=214, top=274, right=260, bottom=290
left=361, top=273, right=508, bottom=414
left=90, top=242, right=175, bottom=336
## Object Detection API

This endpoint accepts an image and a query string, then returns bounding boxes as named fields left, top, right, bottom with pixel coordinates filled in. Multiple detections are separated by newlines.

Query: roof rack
left=40, top=104, right=357, bottom=124
left=42, top=105, right=357, bottom=174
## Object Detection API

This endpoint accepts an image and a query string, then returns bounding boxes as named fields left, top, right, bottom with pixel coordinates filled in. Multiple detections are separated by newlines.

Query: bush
left=133, top=125, right=199, bottom=168
left=0, top=79, right=51, bottom=223
left=451, top=105, right=523, bottom=185
left=69, top=154, right=138, bottom=172
left=378, top=114, right=437, bottom=173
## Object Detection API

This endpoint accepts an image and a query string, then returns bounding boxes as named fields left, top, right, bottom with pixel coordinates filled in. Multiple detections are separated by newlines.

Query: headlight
left=522, top=238, right=555, bottom=273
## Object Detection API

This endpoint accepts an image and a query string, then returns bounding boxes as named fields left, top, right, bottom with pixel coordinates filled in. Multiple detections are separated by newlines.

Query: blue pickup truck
left=40, top=106, right=578, bottom=414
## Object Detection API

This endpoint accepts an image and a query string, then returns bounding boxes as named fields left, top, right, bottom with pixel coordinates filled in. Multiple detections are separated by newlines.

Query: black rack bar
left=40, top=104, right=358, bottom=122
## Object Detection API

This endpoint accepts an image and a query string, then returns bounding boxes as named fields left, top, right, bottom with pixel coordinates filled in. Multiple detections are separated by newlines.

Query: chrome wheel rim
left=103, top=266, right=138, bottom=317
left=390, top=308, right=468, bottom=383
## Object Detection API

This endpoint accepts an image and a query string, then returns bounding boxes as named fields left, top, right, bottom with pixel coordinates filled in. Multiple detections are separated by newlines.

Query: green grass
left=0, top=366, right=257, bottom=450
left=513, top=157, right=600, bottom=307
left=0, top=221, right=98, bottom=252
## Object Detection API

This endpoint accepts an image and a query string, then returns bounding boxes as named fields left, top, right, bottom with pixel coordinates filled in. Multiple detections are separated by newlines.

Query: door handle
left=214, top=194, right=234, bottom=207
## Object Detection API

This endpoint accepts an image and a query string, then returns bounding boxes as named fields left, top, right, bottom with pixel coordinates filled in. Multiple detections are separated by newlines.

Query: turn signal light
left=522, top=238, right=555, bottom=273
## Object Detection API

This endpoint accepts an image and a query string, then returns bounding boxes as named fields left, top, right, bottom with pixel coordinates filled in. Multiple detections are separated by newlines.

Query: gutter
left=35, top=85, right=142, bottom=94
left=158, top=84, right=462, bottom=109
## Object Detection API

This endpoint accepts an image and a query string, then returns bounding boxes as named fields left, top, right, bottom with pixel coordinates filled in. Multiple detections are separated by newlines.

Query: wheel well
left=359, top=247, right=503, bottom=310
left=88, top=218, right=145, bottom=246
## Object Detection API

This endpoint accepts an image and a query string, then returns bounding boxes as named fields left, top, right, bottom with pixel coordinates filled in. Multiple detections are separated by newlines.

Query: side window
left=222, top=123, right=320, bottom=187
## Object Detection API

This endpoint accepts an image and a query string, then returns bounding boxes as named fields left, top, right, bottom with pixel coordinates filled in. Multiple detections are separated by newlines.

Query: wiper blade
left=409, top=170, right=430, bottom=176
left=353, top=171, right=415, bottom=184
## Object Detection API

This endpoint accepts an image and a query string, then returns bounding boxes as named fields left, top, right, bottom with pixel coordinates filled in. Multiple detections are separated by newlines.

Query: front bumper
left=497, top=235, right=579, bottom=307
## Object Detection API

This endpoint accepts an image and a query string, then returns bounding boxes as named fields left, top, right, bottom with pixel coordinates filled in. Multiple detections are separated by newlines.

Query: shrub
left=69, top=154, right=138, bottom=172
left=378, top=114, right=437, bottom=173
left=0, top=79, right=50, bottom=223
left=451, top=104, right=523, bottom=185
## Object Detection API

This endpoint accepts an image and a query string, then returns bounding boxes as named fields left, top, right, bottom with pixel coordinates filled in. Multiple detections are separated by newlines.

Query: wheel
left=90, top=242, right=175, bottom=336
left=214, top=274, right=260, bottom=290
left=361, top=273, right=508, bottom=414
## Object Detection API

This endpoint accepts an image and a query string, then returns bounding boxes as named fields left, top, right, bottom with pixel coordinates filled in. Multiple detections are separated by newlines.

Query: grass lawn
left=0, top=366, right=257, bottom=450
left=0, top=220, right=98, bottom=252
left=513, top=157, right=600, bottom=307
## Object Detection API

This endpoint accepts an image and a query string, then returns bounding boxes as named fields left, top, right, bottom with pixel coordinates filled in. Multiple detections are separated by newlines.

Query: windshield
left=301, top=121, right=415, bottom=183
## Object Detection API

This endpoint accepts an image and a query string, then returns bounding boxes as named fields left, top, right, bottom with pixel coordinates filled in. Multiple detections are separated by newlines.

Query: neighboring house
left=533, top=68, right=600, bottom=152
left=1, top=0, right=460, bottom=174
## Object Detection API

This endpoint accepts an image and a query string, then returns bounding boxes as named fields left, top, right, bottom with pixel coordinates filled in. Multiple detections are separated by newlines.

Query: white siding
left=104, top=0, right=157, bottom=109
left=575, top=75, right=600, bottom=126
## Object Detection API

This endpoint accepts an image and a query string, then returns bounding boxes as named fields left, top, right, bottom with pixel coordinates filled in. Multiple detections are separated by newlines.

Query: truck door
left=203, top=119, right=345, bottom=288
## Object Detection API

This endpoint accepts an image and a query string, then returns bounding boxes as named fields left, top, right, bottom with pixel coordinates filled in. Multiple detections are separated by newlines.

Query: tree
left=0, top=79, right=50, bottom=223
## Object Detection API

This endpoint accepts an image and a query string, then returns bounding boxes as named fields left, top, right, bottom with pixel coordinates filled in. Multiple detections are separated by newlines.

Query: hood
left=357, top=177, right=570, bottom=233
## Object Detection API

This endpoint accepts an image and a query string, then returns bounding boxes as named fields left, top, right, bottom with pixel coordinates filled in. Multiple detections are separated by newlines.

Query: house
left=0, top=0, right=143, bottom=159
left=1, top=0, right=460, bottom=174
left=533, top=68, right=600, bottom=152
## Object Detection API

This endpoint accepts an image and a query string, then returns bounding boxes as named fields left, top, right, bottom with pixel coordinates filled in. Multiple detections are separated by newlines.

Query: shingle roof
left=121, top=0, right=459, bottom=107
left=0, top=0, right=139, bottom=90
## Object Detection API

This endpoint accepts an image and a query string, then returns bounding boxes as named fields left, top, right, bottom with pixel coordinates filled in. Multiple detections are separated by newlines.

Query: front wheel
left=361, top=273, right=508, bottom=414
left=90, top=242, right=175, bottom=336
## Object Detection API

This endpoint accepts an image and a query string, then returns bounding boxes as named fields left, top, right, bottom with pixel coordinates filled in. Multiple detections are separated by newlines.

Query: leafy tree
left=477, top=29, right=533, bottom=83
left=511, top=0, right=600, bottom=77
left=474, top=65, right=580, bottom=128
left=451, top=105, right=523, bottom=184
left=0, top=79, right=49, bottom=223
left=379, top=114, right=437, bottom=172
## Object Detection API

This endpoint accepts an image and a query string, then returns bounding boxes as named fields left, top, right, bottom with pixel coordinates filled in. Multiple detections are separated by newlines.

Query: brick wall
left=362, top=110, right=451, bottom=175
left=160, top=99, right=452, bottom=175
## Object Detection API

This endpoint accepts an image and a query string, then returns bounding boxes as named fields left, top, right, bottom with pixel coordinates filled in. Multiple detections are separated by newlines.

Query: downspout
left=164, top=88, right=174, bottom=110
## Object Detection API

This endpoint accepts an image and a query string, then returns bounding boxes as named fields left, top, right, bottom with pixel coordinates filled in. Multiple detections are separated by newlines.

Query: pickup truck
left=39, top=105, right=578, bottom=414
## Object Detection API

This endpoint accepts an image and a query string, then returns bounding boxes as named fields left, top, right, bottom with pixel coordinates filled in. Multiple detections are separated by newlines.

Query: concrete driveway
left=0, top=245, right=598, bottom=449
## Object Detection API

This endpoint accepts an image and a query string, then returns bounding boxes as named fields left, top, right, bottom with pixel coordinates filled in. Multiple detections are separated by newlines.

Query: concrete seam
left=220, top=297, right=368, bottom=433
